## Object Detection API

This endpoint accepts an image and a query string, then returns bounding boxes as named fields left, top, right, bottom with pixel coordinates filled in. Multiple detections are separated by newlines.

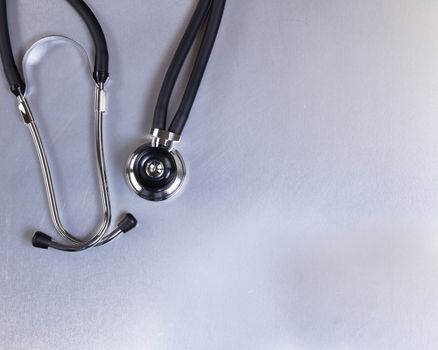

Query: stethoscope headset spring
left=0, top=0, right=225, bottom=252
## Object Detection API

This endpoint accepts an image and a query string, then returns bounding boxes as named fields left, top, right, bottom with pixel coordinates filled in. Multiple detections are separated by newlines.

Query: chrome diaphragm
left=126, top=130, right=186, bottom=201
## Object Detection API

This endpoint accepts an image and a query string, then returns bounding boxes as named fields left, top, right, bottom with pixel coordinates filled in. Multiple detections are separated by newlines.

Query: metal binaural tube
left=24, top=84, right=128, bottom=251
left=1, top=0, right=137, bottom=251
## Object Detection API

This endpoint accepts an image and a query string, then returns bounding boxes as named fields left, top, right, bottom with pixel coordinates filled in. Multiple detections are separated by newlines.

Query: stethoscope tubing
left=0, top=0, right=109, bottom=97
left=152, top=0, right=226, bottom=136
left=0, top=0, right=26, bottom=95
left=65, top=0, right=109, bottom=83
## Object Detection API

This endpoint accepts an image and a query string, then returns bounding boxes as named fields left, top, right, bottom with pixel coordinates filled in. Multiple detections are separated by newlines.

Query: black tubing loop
left=152, top=0, right=212, bottom=131
left=0, top=0, right=109, bottom=93
left=0, top=0, right=26, bottom=96
left=66, top=0, right=109, bottom=83
left=169, top=0, right=226, bottom=135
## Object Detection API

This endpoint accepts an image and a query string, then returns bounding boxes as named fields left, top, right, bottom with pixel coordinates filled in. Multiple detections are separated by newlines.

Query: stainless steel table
left=1, top=1, right=438, bottom=349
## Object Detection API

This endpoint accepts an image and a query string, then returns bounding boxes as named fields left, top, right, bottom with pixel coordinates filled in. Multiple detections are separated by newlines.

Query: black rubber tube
left=66, top=0, right=109, bottom=83
left=168, top=0, right=225, bottom=134
left=152, top=0, right=212, bottom=131
left=0, top=0, right=25, bottom=96
left=0, top=0, right=109, bottom=95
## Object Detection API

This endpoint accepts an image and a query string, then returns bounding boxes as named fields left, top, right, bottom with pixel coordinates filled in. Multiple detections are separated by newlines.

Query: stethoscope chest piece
left=127, top=129, right=186, bottom=201
left=126, top=0, right=225, bottom=202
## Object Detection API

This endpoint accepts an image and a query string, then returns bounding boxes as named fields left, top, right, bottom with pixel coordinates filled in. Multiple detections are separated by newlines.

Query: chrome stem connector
left=151, top=128, right=181, bottom=149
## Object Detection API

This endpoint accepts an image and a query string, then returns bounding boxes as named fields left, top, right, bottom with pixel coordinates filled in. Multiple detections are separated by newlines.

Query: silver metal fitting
left=151, top=128, right=181, bottom=149
left=95, top=83, right=106, bottom=114
left=17, top=95, right=34, bottom=124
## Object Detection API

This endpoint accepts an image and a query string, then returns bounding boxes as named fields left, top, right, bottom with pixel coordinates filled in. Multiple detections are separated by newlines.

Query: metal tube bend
left=22, top=84, right=136, bottom=251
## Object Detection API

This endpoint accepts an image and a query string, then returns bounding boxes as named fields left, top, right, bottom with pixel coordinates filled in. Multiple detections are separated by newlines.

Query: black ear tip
left=32, top=232, right=52, bottom=249
left=118, top=213, right=138, bottom=233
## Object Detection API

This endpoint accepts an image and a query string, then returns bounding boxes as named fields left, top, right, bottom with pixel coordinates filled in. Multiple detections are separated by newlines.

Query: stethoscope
left=0, top=0, right=225, bottom=252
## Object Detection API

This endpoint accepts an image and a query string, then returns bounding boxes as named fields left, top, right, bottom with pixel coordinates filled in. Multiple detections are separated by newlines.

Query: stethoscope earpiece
left=127, top=129, right=186, bottom=201
left=32, top=213, right=137, bottom=250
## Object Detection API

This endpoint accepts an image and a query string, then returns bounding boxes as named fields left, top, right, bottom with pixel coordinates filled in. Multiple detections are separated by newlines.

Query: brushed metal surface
left=2, top=0, right=438, bottom=349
